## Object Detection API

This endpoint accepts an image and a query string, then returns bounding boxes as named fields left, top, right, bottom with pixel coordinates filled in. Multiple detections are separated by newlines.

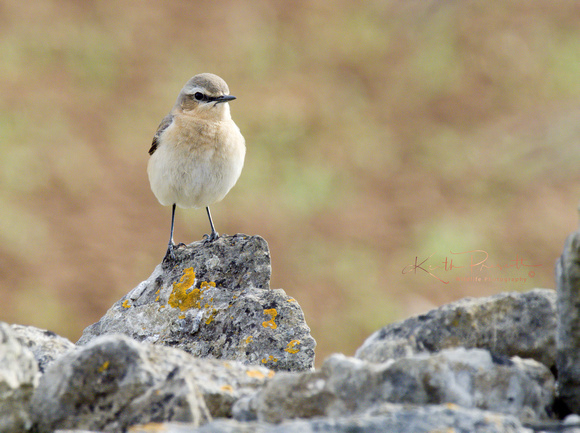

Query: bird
left=147, top=73, right=246, bottom=261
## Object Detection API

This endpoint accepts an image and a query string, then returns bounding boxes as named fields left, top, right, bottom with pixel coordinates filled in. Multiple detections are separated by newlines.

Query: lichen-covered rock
left=0, top=322, right=39, bottom=433
left=31, top=334, right=212, bottom=432
left=129, top=404, right=532, bottom=433
left=32, top=333, right=276, bottom=433
left=77, top=235, right=315, bottom=372
left=556, top=227, right=580, bottom=414
left=355, top=289, right=556, bottom=369
left=253, top=348, right=554, bottom=424
left=10, top=324, right=74, bottom=373
left=177, top=357, right=275, bottom=418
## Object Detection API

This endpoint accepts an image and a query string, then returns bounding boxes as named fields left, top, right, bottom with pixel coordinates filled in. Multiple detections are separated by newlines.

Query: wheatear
left=147, top=73, right=246, bottom=260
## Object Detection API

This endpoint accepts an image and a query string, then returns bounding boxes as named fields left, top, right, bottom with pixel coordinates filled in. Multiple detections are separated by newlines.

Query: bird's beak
left=214, top=95, right=236, bottom=104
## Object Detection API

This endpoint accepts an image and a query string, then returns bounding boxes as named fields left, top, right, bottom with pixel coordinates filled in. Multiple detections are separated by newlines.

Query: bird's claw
left=163, top=243, right=177, bottom=262
left=203, top=231, right=219, bottom=243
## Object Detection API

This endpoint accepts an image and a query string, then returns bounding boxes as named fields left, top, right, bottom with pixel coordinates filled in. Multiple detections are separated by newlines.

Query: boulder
left=556, top=227, right=580, bottom=414
left=10, top=324, right=75, bottom=372
left=129, top=404, right=532, bottom=433
left=0, top=322, right=39, bottom=433
left=355, top=289, right=556, bottom=369
left=78, top=235, right=315, bottom=372
left=31, top=334, right=211, bottom=432
left=31, top=333, right=275, bottom=432
left=252, top=349, right=554, bottom=423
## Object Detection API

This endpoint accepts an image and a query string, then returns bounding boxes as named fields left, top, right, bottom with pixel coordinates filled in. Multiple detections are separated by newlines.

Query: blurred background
left=0, top=0, right=579, bottom=364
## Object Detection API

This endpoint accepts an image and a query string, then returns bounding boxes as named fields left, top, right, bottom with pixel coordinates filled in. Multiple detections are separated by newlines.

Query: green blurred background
left=1, top=0, right=579, bottom=364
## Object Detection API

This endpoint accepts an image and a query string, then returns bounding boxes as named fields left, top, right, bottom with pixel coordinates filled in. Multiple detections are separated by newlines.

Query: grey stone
left=355, top=289, right=557, bottom=369
left=128, top=404, right=532, bottom=432
left=78, top=235, right=315, bottom=372
left=0, top=322, right=39, bottom=433
left=31, top=334, right=212, bottom=433
left=31, top=333, right=275, bottom=432
left=10, top=324, right=75, bottom=372
left=556, top=228, right=580, bottom=414
left=177, top=357, right=275, bottom=418
left=254, top=348, right=554, bottom=423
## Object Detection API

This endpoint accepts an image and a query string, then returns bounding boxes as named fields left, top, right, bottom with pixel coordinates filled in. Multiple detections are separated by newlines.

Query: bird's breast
left=147, top=113, right=245, bottom=208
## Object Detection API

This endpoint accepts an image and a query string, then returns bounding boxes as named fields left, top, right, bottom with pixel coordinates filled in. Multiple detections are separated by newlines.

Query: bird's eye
left=194, top=92, right=205, bottom=101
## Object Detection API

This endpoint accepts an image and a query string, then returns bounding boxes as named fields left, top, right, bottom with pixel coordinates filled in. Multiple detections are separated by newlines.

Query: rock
left=10, top=324, right=75, bottom=372
left=253, top=349, right=554, bottom=424
left=31, top=333, right=275, bottom=432
left=355, top=289, right=557, bottom=369
left=556, top=228, right=580, bottom=414
left=0, top=322, right=39, bottom=433
left=177, top=357, right=275, bottom=418
left=129, top=404, right=532, bottom=433
left=78, top=235, right=315, bottom=372
left=31, top=334, right=212, bottom=433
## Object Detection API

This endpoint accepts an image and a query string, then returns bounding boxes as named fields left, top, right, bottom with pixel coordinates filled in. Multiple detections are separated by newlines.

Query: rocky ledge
left=3, top=232, right=580, bottom=432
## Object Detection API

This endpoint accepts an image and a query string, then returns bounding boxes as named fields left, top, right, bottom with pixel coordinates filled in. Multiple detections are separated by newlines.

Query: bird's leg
left=163, top=204, right=177, bottom=261
left=203, top=206, right=219, bottom=242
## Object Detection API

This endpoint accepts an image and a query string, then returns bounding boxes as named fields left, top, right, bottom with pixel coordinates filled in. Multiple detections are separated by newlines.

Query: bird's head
left=176, top=73, right=236, bottom=120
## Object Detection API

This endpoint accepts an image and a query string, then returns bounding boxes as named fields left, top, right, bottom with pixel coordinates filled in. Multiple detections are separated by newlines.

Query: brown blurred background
left=0, top=0, right=579, bottom=364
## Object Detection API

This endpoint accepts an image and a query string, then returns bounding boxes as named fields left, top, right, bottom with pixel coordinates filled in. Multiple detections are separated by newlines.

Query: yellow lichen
left=262, top=309, right=277, bottom=329
left=205, top=309, right=218, bottom=325
left=121, top=300, right=131, bottom=309
left=288, top=298, right=297, bottom=302
left=97, top=360, right=110, bottom=373
left=178, top=314, right=186, bottom=319
left=245, top=336, right=253, bottom=344
left=267, top=370, right=276, bottom=378
left=168, top=268, right=200, bottom=311
left=284, top=340, right=301, bottom=354
left=220, top=384, right=234, bottom=392
left=200, top=281, right=216, bottom=290
left=261, top=355, right=278, bottom=364
left=246, top=369, right=265, bottom=379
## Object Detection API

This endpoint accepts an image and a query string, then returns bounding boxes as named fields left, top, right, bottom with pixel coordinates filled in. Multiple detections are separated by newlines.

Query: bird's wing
left=148, top=114, right=174, bottom=155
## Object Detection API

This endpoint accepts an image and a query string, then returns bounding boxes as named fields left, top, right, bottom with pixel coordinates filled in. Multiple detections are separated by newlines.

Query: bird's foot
left=203, top=230, right=220, bottom=244
left=162, top=242, right=177, bottom=263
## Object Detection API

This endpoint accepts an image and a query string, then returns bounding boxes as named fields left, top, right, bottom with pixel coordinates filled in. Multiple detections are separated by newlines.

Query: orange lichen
left=262, top=309, right=277, bottom=329
left=200, top=281, right=216, bottom=290
left=245, top=336, right=253, bottom=344
left=97, top=360, right=110, bottom=373
left=121, top=300, right=131, bottom=309
left=178, top=314, right=186, bottom=319
left=261, top=355, right=278, bottom=364
left=284, top=340, right=301, bottom=354
left=288, top=298, right=297, bottom=302
left=168, top=268, right=200, bottom=311
left=220, top=384, right=234, bottom=392
left=246, top=369, right=265, bottom=379
left=268, top=370, right=275, bottom=378
left=205, top=309, right=218, bottom=325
